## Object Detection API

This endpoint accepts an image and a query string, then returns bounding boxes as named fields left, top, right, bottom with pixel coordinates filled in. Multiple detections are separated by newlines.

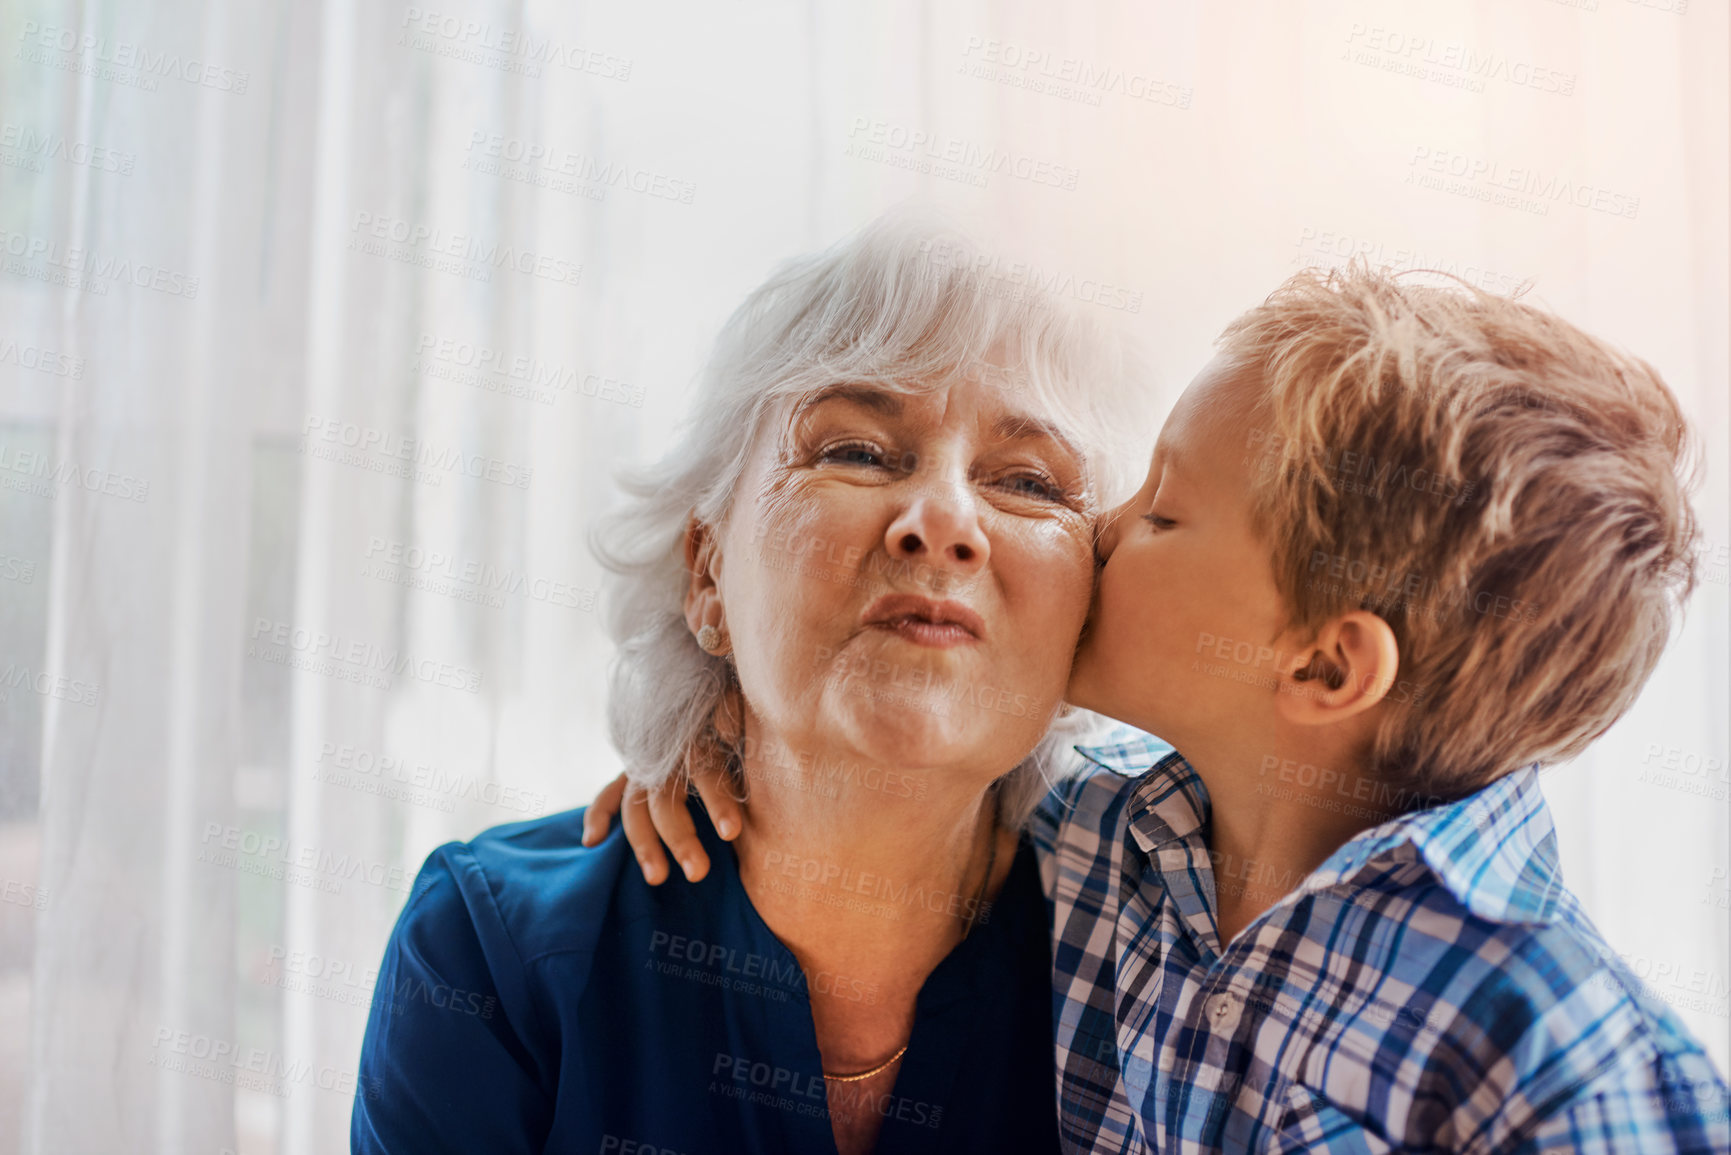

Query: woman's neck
left=730, top=738, right=1016, bottom=1070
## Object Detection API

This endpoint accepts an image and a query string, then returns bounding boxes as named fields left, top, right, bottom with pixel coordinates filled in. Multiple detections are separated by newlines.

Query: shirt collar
left=1072, top=729, right=1206, bottom=854
left=1311, top=763, right=1566, bottom=926
left=1075, top=729, right=1565, bottom=928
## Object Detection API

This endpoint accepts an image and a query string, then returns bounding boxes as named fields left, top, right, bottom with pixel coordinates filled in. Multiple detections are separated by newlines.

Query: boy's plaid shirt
left=1031, top=726, right=1731, bottom=1153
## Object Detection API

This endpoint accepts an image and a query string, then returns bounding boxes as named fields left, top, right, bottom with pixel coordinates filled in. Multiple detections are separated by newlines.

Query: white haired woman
left=352, top=209, right=1143, bottom=1155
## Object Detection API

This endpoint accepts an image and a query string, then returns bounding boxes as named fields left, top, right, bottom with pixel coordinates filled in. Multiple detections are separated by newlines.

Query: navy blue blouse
left=352, top=799, right=1062, bottom=1154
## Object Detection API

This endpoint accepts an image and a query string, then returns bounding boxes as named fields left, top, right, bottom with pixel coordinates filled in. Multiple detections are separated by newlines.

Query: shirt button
left=1209, top=994, right=1235, bottom=1021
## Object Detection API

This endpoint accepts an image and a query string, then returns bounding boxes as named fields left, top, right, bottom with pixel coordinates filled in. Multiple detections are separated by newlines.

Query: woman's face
left=699, top=368, right=1096, bottom=788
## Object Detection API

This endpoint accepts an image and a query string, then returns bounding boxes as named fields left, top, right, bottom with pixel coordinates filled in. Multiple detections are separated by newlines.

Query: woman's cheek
left=1011, top=541, right=1096, bottom=682
left=1014, top=515, right=1094, bottom=592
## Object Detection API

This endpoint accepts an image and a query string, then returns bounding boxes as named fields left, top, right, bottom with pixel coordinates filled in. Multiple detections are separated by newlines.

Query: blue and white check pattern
left=1031, top=725, right=1731, bottom=1154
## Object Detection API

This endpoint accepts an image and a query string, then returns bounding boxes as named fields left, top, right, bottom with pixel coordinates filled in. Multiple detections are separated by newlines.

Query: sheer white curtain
left=0, top=0, right=1723, bottom=1151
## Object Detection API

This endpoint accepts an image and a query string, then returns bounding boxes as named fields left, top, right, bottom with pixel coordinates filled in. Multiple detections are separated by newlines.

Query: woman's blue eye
left=1002, top=473, right=1065, bottom=501
left=821, top=441, right=888, bottom=467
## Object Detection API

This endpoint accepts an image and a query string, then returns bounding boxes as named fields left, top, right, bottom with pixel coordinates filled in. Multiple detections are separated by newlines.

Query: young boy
left=593, top=264, right=1731, bottom=1152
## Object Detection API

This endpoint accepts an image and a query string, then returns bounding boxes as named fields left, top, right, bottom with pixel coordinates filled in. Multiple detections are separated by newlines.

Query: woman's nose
left=884, top=482, right=991, bottom=577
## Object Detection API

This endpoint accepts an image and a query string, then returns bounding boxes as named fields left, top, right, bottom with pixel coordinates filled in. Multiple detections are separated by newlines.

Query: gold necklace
left=821, top=1042, right=908, bottom=1083
left=821, top=816, right=1001, bottom=1083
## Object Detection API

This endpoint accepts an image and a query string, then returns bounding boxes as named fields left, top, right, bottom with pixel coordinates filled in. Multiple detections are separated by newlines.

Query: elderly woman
left=351, top=210, right=1143, bottom=1155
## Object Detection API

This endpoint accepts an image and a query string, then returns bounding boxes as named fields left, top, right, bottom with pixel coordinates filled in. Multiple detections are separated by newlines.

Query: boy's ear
left=1274, top=611, right=1401, bottom=727
left=682, top=514, right=725, bottom=634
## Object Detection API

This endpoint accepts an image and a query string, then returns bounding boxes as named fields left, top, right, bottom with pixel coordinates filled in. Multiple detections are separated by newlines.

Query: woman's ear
left=1274, top=611, right=1401, bottom=728
left=682, top=514, right=725, bottom=636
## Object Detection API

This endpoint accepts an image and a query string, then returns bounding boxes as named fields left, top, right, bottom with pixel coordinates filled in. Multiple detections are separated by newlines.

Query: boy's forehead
left=1160, top=355, right=1266, bottom=463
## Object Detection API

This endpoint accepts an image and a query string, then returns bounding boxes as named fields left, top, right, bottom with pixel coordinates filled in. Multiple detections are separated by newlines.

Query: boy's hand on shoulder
left=580, top=683, right=746, bottom=885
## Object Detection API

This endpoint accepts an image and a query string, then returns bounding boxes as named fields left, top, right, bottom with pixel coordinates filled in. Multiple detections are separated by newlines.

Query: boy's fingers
left=580, top=773, right=628, bottom=847
left=691, top=770, right=742, bottom=841
left=619, top=785, right=670, bottom=885
left=647, top=775, right=710, bottom=882
left=689, top=736, right=742, bottom=841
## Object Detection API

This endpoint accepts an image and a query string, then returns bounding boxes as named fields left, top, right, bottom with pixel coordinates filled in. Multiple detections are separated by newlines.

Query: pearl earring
left=697, top=624, right=725, bottom=654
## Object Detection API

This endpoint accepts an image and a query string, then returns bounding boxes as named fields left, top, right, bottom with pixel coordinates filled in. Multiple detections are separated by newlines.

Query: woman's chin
left=836, top=695, right=1017, bottom=772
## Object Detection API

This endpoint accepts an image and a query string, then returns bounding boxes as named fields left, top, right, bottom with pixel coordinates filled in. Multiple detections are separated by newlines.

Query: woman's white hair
left=590, top=204, right=1148, bottom=829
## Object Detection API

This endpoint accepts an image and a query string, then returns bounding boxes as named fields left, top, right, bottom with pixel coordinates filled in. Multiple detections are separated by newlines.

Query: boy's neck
left=1189, top=733, right=1396, bottom=952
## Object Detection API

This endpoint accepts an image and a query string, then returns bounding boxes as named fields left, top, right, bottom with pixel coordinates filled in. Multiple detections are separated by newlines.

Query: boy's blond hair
left=1219, top=262, right=1701, bottom=798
